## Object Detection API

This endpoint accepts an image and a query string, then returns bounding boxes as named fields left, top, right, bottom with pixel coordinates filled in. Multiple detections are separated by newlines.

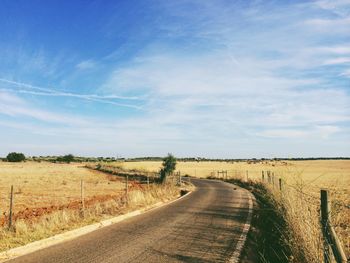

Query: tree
left=160, top=154, right=177, bottom=183
left=56, top=154, right=75, bottom=163
left=6, top=152, right=26, bottom=162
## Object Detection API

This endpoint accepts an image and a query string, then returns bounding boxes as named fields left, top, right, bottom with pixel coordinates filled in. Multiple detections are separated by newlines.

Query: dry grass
left=0, top=161, right=189, bottom=252
left=0, top=161, right=125, bottom=214
left=1, top=159, right=347, bottom=259
left=0, top=182, right=181, bottom=252
left=118, top=160, right=350, bottom=259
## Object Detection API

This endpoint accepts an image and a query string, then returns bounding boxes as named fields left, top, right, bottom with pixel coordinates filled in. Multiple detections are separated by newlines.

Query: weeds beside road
left=222, top=178, right=349, bottom=263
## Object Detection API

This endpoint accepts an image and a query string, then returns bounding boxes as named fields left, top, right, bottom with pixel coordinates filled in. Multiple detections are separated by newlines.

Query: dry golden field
left=0, top=160, right=348, bottom=258
left=0, top=162, right=125, bottom=218
left=0, top=161, right=183, bottom=252
left=119, top=160, right=349, bottom=199
left=118, top=159, right=350, bottom=258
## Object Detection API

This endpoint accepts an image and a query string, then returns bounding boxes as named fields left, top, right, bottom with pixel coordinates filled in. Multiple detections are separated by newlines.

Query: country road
left=8, top=179, right=254, bottom=263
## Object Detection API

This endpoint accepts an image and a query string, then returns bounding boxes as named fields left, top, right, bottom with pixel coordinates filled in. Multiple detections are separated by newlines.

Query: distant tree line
left=1, top=153, right=349, bottom=163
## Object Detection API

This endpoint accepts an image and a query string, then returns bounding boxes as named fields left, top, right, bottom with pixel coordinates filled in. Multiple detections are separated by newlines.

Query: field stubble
left=119, top=160, right=350, bottom=258
left=0, top=161, right=183, bottom=252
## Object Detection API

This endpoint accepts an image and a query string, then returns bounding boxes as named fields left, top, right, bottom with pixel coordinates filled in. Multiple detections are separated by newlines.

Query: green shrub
left=56, top=154, right=75, bottom=163
left=160, top=153, right=177, bottom=183
left=6, top=152, right=26, bottom=162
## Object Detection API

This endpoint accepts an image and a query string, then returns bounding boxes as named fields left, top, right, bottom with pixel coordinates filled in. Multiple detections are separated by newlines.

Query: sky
left=0, top=0, right=349, bottom=158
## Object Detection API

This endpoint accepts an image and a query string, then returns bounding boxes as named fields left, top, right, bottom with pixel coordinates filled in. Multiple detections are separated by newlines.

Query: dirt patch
left=1, top=183, right=144, bottom=227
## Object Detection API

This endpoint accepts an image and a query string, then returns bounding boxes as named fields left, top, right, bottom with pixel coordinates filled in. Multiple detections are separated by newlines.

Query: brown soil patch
left=1, top=183, right=143, bottom=227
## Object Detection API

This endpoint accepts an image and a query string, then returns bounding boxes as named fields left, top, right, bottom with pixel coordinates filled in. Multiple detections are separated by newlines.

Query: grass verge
left=223, top=178, right=318, bottom=263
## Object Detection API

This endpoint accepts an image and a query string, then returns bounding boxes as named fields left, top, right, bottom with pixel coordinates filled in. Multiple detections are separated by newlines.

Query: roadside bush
left=56, top=154, right=75, bottom=163
left=160, top=153, right=177, bottom=183
left=6, top=152, right=26, bottom=162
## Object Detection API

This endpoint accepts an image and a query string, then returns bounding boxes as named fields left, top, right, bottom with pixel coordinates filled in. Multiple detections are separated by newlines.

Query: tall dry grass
left=264, top=181, right=323, bottom=262
left=226, top=174, right=347, bottom=262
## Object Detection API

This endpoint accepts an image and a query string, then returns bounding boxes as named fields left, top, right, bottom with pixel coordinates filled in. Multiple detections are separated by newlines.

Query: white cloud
left=1, top=0, right=350, bottom=157
left=103, top=49, right=350, bottom=138
left=0, top=91, right=88, bottom=125
left=304, top=17, right=350, bottom=35
left=313, top=0, right=350, bottom=16
left=323, top=57, right=350, bottom=65
left=316, top=46, right=350, bottom=54
left=0, top=78, right=142, bottom=109
left=340, top=69, right=350, bottom=77
left=76, top=59, right=96, bottom=70
left=257, top=125, right=340, bottom=139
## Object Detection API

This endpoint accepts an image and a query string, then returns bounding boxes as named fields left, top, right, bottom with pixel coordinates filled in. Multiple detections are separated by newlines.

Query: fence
left=262, top=170, right=348, bottom=262
left=1, top=179, right=127, bottom=229
left=0, top=167, right=185, bottom=230
left=206, top=168, right=349, bottom=262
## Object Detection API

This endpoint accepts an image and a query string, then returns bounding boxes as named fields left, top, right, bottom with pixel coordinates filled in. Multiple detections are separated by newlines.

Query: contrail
left=0, top=78, right=143, bottom=109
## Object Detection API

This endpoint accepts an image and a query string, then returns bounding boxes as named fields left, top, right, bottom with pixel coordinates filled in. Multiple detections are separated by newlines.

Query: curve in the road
left=8, top=179, right=254, bottom=263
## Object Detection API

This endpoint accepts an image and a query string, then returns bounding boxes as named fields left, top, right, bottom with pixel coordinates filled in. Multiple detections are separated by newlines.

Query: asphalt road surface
left=9, top=179, right=254, bottom=263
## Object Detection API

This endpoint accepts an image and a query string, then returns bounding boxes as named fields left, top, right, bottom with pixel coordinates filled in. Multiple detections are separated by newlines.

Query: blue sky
left=0, top=0, right=349, bottom=158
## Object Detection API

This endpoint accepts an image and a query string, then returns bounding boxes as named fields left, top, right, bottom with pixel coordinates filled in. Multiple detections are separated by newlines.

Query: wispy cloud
left=98, top=0, right=350, bottom=157
left=1, top=0, right=350, bottom=157
left=323, top=57, right=350, bottom=65
left=316, top=46, right=350, bottom=54
left=76, top=59, right=96, bottom=70
left=0, top=91, right=88, bottom=125
left=340, top=68, right=350, bottom=77
left=257, top=125, right=340, bottom=139
left=0, top=78, right=143, bottom=109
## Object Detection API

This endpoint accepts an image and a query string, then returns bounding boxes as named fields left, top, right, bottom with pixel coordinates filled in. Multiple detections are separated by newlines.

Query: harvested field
left=117, top=159, right=350, bottom=257
left=0, top=162, right=126, bottom=224
left=0, top=161, right=185, bottom=252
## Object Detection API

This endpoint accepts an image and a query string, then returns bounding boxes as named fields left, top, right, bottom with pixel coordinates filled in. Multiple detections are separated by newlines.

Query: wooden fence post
left=147, top=173, right=150, bottom=188
left=246, top=170, right=248, bottom=182
left=320, top=189, right=347, bottom=263
left=279, top=178, right=282, bottom=191
left=8, top=185, right=14, bottom=229
left=125, top=175, right=129, bottom=204
left=262, top=171, right=265, bottom=182
left=81, top=180, right=85, bottom=213
left=321, top=189, right=332, bottom=263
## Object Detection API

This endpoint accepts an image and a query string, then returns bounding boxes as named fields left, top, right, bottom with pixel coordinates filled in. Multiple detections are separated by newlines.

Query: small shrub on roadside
left=160, top=153, right=177, bottom=183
